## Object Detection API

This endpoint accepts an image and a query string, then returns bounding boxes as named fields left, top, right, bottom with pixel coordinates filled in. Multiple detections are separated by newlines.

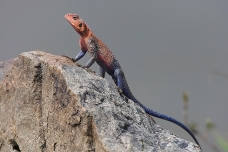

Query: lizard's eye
left=73, top=16, right=78, bottom=20
left=79, top=23, right=82, bottom=27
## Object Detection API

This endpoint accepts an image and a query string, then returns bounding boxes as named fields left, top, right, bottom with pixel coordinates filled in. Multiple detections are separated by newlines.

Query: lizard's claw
left=147, top=114, right=156, bottom=123
left=62, top=55, right=77, bottom=62
left=82, top=66, right=96, bottom=74
left=116, top=86, right=123, bottom=95
left=116, top=86, right=129, bottom=102
left=76, top=63, right=82, bottom=67
left=82, top=65, right=87, bottom=69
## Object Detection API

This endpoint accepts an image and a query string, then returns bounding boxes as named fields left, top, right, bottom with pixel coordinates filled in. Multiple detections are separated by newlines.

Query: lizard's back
left=85, top=35, right=122, bottom=75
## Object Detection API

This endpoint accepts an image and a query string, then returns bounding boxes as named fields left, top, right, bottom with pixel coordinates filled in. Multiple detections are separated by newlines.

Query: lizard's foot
left=62, top=55, right=77, bottom=62
left=115, top=86, right=129, bottom=102
left=116, top=86, right=123, bottom=95
left=76, top=63, right=82, bottom=67
left=82, top=65, right=87, bottom=69
left=82, top=66, right=96, bottom=74
left=147, top=114, right=156, bottom=123
left=62, top=55, right=82, bottom=67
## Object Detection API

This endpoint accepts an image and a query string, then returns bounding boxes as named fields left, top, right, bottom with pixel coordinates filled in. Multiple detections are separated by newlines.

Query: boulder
left=0, top=51, right=201, bottom=152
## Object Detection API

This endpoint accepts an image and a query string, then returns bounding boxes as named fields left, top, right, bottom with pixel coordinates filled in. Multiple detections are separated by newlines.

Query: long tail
left=132, top=98, right=201, bottom=149
left=119, top=75, right=201, bottom=149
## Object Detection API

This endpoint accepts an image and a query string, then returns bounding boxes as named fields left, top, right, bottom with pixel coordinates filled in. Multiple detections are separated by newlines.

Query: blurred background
left=1, top=1, right=228, bottom=151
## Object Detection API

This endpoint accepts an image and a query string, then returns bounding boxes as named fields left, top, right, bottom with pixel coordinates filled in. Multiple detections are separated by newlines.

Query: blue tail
left=128, top=95, right=201, bottom=149
left=114, top=70, right=201, bottom=149
left=141, top=104, right=201, bottom=149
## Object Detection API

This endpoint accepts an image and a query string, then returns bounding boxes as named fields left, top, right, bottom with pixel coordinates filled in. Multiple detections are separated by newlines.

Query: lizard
left=64, top=13, right=201, bottom=149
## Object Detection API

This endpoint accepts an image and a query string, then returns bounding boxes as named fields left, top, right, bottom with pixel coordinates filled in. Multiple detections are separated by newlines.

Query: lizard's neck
left=81, top=29, right=95, bottom=40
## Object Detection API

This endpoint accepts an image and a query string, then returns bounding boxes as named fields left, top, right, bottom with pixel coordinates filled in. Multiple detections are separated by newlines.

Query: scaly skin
left=64, top=13, right=201, bottom=149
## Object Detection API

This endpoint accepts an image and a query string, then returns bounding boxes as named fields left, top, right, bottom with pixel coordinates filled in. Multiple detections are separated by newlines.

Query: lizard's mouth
left=64, top=14, right=71, bottom=20
left=64, top=14, right=70, bottom=20
left=64, top=14, right=75, bottom=26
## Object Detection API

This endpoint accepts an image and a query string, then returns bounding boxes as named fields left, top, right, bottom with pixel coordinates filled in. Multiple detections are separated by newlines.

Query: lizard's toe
left=62, top=55, right=77, bottom=62
left=116, top=86, right=123, bottom=95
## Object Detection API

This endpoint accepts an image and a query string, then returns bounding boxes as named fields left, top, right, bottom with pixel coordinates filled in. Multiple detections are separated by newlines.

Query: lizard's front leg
left=74, top=51, right=86, bottom=62
left=98, top=66, right=105, bottom=78
left=83, top=57, right=96, bottom=68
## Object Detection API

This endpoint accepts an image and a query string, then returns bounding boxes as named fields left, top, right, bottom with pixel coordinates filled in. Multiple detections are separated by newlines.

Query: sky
left=1, top=1, right=228, bottom=151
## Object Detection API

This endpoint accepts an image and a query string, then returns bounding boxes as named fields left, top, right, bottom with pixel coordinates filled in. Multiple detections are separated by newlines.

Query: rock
left=0, top=50, right=201, bottom=152
left=0, top=58, right=15, bottom=81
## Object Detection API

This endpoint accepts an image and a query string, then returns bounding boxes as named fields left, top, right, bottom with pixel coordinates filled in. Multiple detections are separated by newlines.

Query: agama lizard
left=64, top=13, right=201, bottom=149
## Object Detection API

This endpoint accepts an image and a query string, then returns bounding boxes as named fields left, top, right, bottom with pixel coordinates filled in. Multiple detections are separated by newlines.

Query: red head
left=64, top=13, right=90, bottom=37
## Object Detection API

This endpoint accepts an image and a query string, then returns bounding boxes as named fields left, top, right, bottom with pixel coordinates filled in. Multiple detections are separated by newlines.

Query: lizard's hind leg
left=114, top=69, right=125, bottom=94
left=98, top=66, right=105, bottom=78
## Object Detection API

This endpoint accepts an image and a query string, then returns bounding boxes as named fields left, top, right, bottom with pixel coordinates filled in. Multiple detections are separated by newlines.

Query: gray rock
left=0, top=50, right=201, bottom=152
left=0, top=58, right=15, bottom=81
